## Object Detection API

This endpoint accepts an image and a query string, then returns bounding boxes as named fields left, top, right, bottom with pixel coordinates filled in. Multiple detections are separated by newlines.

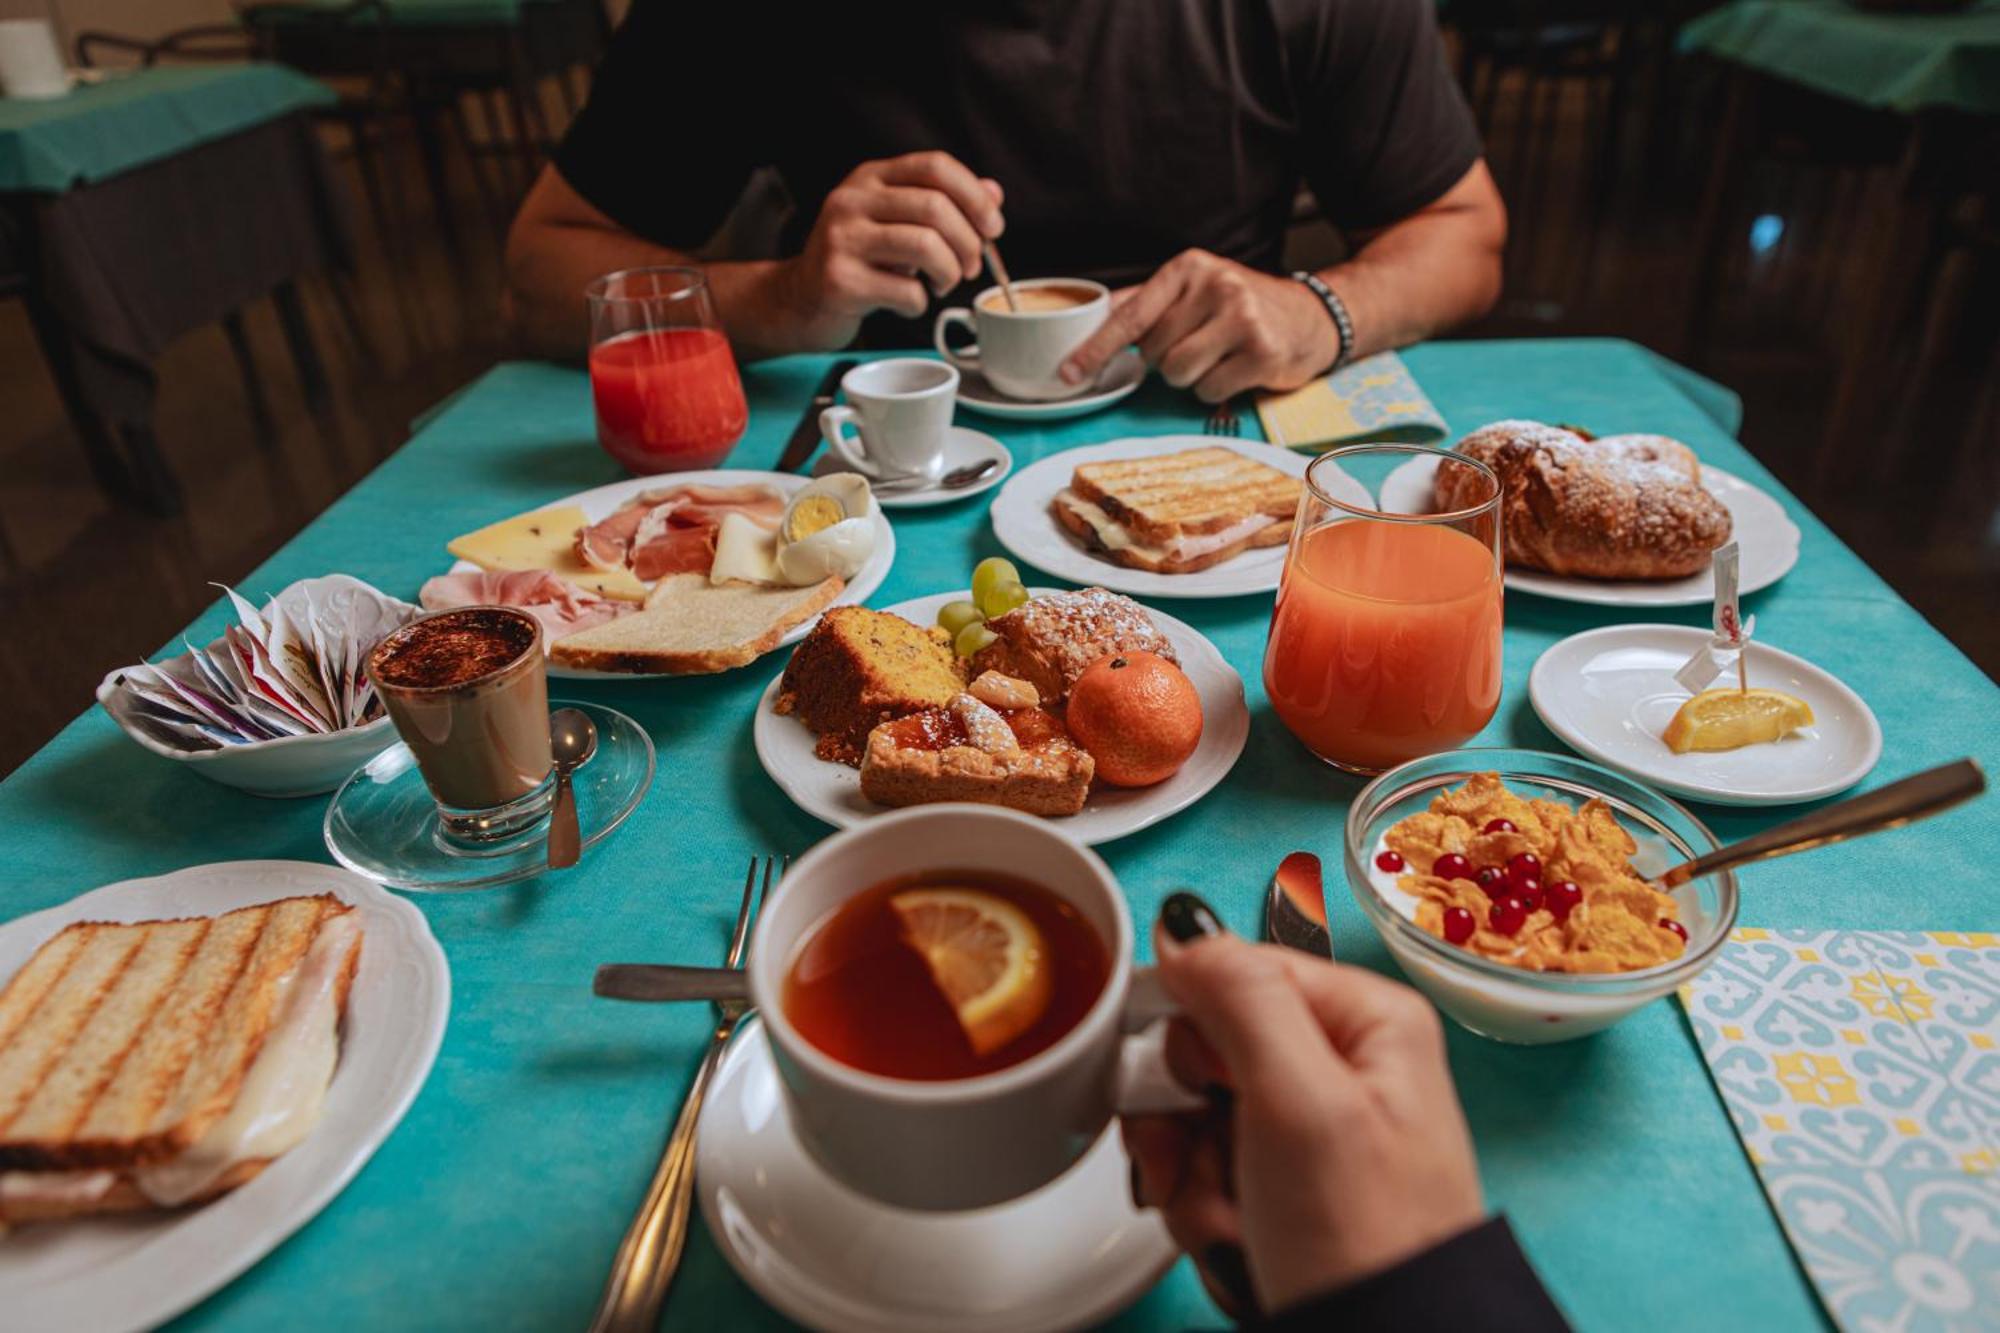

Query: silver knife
left=775, top=358, right=857, bottom=473
left=1265, top=851, right=1334, bottom=959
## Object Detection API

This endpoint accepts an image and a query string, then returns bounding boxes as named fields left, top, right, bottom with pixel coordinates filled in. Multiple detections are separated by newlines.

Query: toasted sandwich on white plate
left=1051, top=446, right=1300, bottom=574
left=0, top=894, right=362, bottom=1227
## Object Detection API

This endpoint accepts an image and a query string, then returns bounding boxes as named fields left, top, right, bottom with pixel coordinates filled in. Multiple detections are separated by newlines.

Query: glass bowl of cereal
left=1344, top=748, right=1737, bottom=1043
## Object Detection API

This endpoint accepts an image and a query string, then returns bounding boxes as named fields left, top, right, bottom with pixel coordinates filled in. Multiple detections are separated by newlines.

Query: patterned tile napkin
left=1253, top=350, right=1449, bottom=451
left=1679, top=929, right=2000, bottom=1333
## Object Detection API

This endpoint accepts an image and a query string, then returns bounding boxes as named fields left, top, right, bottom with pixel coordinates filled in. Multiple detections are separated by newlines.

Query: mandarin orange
left=1065, top=651, right=1203, bottom=787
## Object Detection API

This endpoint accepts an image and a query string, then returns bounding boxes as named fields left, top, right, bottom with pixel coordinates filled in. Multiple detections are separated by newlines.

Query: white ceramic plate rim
left=990, top=435, right=1342, bottom=599
left=752, top=590, right=1248, bottom=844
left=836, top=427, right=1013, bottom=510
left=1529, top=624, right=1883, bottom=805
left=0, top=861, right=449, bottom=1333
left=953, top=348, right=1144, bottom=420
left=443, top=469, right=896, bottom=679
left=1378, top=455, right=1801, bottom=607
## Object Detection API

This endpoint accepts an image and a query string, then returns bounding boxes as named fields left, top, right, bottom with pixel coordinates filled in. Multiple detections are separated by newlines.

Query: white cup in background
left=0, top=20, right=70, bottom=101
left=933, top=278, right=1110, bottom=402
left=746, top=803, right=1196, bottom=1213
left=818, top=357, right=958, bottom=482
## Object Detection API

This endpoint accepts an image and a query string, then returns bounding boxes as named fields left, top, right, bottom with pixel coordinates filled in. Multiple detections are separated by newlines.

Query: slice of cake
left=969, top=587, right=1176, bottom=704
left=860, top=694, right=1094, bottom=817
left=776, top=607, right=967, bottom=765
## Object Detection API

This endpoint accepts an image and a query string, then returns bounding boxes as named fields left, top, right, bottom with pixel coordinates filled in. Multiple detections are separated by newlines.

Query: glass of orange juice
left=1264, top=445, right=1503, bottom=774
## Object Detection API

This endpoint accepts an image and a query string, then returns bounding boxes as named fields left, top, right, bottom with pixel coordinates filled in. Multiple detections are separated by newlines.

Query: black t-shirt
left=557, top=0, right=1481, bottom=347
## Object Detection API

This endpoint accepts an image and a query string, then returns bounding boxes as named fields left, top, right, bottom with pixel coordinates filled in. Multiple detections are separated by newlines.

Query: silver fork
left=588, top=855, right=782, bottom=1333
left=1203, top=398, right=1241, bottom=436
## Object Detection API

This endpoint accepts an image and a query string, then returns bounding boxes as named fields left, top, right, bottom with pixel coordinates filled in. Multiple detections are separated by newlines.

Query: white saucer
left=1378, top=455, right=1800, bottom=607
left=812, top=427, right=1012, bottom=509
left=954, top=348, right=1145, bottom=421
left=754, top=589, right=1248, bottom=844
left=696, top=1017, right=1176, bottom=1333
left=1529, top=624, right=1882, bottom=805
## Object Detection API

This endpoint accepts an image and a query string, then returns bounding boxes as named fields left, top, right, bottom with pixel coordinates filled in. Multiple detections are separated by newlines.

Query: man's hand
left=774, top=151, right=1005, bottom=350
left=1059, top=249, right=1341, bottom=403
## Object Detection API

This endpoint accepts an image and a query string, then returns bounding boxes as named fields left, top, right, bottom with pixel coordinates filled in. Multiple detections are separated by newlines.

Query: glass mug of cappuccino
left=932, top=278, right=1110, bottom=402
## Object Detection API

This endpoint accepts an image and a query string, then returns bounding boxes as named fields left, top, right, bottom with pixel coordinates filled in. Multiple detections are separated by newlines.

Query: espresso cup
left=933, top=278, right=1110, bottom=402
left=747, top=804, right=1198, bottom=1212
left=818, top=358, right=958, bottom=482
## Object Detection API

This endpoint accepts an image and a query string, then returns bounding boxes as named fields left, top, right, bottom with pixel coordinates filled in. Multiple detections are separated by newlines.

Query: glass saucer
left=323, top=700, right=654, bottom=892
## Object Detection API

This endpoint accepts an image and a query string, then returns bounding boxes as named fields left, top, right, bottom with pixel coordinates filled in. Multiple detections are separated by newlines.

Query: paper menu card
left=1679, top=929, right=1999, bottom=1333
left=1254, top=350, right=1449, bottom=451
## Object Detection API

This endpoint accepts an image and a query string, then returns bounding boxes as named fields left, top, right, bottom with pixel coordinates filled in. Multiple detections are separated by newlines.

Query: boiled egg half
left=776, top=474, right=876, bottom=584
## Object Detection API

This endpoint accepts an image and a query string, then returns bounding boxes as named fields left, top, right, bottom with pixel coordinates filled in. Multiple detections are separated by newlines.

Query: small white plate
left=0, top=861, right=449, bottom=1333
left=1378, top=455, right=1801, bottom=607
left=753, top=590, right=1248, bottom=845
left=813, top=427, right=1012, bottom=509
left=954, top=348, right=1145, bottom=421
left=1529, top=625, right=1882, bottom=805
left=697, top=1016, right=1175, bottom=1333
left=990, top=435, right=1361, bottom=600
left=444, top=469, right=897, bottom=680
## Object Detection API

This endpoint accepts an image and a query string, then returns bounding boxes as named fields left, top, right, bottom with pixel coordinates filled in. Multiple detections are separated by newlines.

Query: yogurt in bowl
left=1344, top=749, right=1738, bottom=1043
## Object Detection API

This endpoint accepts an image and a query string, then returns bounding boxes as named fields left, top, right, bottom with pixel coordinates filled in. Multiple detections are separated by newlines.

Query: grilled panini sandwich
left=1051, top=447, right=1302, bottom=574
left=0, top=894, right=362, bottom=1226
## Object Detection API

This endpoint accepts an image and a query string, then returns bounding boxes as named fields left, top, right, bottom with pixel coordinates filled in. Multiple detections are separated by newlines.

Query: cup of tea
left=366, top=607, right=554, bottom=844
left=748, top=804, right=1194, bottom=1211
left=818, top=357, right=959, bottom=482
left=932, top=278, right=1109, bottom=401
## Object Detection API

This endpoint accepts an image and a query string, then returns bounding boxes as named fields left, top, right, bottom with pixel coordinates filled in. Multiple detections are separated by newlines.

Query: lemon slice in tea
left=891, top=888, right=1052, bottom=1056
left=1663, top=688, right=1815, bottom=754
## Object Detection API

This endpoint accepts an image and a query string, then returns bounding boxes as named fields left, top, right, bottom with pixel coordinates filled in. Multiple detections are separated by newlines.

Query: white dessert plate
left=1529, top=625, right=1881, bottom=805
left=1377, top=455, right=1800, bottom=607
left=0, top=861, right=449, bottom=1333
left=444, top=468, right=896, bottom=679
left=953, top=347, right=1145, bottom=421
left=697, top=1016, right=1175, bottom=1333
left=813, top=427, right=1011, bottom=509
left=753, top=590, right=1249, bottom=845
left=989, top=435, right=1363, bottom=599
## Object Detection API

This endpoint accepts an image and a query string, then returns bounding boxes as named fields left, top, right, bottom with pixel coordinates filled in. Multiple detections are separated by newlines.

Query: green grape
left=955, top=622, right=999, bottom=658
left=979, top=578, right=1030, bottom=620
left=936, top=599, right=985, bottom=637
left=969, top=556, right=1021, bottom=610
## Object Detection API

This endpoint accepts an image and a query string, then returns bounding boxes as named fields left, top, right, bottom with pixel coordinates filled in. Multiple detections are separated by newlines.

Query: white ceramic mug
left=818, top=358, right=958, bottom=482
left=0, top=20, right=69, bottom=101
left=747, top=804, right=1198, bottom=1212
left=933, top=278, right=1110, bottom=402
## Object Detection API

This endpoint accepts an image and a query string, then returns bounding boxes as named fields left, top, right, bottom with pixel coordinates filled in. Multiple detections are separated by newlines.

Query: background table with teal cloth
left=3, top=337, right=1994, bottom=1331
left=1681, top=0, right=2000, bottom=114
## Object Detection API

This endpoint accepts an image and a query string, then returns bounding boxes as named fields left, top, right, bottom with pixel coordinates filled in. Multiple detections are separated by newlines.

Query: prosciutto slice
left=419, top=570, right=633, bottom=642
left=573, top=483, right=786, bottom=582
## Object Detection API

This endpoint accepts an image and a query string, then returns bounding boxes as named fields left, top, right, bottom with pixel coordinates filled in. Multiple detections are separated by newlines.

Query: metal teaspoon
left=548, top=708, right=597, bottom=869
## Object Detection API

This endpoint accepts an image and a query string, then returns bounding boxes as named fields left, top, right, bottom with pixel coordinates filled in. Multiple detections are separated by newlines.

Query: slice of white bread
left=0, top=895, right=361, bottom=1176
left=548, top=573, right=845, bottom=675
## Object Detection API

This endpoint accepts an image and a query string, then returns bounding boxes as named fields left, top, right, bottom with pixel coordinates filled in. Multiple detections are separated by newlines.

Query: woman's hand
left=1122, top=894, right=1484, bottom=1317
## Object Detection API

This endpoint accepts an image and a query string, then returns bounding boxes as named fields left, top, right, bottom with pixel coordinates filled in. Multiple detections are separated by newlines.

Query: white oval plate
left=753, top=590, right=1248, bottom=844
left=444, top=468, right=897, bottom=678
left=954, top=347, right=1145, bottom=421
left=989, top=435, right=1363, bottom=599
left=1529, top=625, right=1882, bottom=805
left=1378, top=455, right=1800, bottom=607
left=697, top=1017, right=1174, bottom=1333
left=0, top=861, right=449, bottom=1333
left=813, top=427, right=1011, bottom=510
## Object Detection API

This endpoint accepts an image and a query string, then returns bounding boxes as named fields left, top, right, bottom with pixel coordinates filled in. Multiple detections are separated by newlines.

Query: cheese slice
left=446, top=506, right=650, bottom=602
left=709, top=512, right=778, bottom=586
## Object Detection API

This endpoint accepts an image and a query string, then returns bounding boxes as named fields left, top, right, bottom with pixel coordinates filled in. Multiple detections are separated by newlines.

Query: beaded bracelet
left=1290, top=270, right=1354, bottom=372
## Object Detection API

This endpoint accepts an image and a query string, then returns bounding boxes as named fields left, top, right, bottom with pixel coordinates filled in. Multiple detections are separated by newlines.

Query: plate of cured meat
left=420, top=471, right=895, bottom=678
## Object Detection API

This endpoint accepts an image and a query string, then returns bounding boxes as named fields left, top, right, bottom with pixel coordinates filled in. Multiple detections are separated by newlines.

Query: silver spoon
left=548, top=708, right=597, bottom=869
left=872, top=457, right=1001, bottom=494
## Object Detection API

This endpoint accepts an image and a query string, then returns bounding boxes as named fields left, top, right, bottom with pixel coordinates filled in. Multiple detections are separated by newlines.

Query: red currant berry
left=1482, top=818, right=1517, bottom=835
left=1515, top=878, right=1543, bottom=911
left=1442, top=907, right=1475, bottom=944
left=1490, top=898, right=1528, bottom=935
left=1546, top=881, right=1582, bottom=918
left=1660, top=918, right=1688, bottom=942
left=1474, top=866, right=1507, bottom=898
left=1432, top=853, right=1475, bottom=882
left=1506, top=852, right=1542, bottom=880
left=1375, top=850, right=1405, bottom=873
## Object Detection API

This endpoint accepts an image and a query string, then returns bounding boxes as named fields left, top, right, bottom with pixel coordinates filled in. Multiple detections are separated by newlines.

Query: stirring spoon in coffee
left=548, top=708, right=597, bottom=869
left=984, top=242, right=1019, bottom=311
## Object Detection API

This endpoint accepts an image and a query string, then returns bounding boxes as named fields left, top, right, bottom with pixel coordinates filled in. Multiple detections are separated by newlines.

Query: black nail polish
left=1128, top=1160, right=1146, bottom=1209
left=1202, top=1243, right=1256, bottom=1312
left=1161, top=891, right=1223, bottom=942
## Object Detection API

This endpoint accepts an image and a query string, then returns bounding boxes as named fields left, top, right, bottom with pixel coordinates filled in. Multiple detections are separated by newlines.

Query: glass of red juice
left=586, top=267, right=748, bottom=475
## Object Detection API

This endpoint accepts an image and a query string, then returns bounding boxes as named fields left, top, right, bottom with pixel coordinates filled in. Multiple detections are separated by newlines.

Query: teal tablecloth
left=1682, top=0, right=2000, bottom=114
left=0, top=63, right=334, bottom=194
left=246, top=0, right=547, bottom=27
left=3, top=338, right=1995, bottom=1331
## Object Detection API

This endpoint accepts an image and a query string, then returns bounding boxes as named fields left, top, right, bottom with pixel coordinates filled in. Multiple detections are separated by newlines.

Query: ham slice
left=419, top=570, right=633, bottom=643
left=574, top=484, right=785, bottom=583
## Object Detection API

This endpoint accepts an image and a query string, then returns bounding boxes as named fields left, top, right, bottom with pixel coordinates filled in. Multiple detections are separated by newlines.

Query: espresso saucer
left=697, top=1017, right=1176, bottom=1333
left=323, top=700, right=654, bottom=892
left=811, top=427, right=1012, bottom=509
left=953, top=347, right=1145, bottom=421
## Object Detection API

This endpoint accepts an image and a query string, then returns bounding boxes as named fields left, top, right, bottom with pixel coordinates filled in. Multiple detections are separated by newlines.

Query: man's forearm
left=1316, top=201, right=1505, bottom=363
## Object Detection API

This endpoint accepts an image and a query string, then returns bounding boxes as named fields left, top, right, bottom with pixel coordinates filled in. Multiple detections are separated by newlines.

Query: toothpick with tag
left=1675, top=543, right=1754, bottom=695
